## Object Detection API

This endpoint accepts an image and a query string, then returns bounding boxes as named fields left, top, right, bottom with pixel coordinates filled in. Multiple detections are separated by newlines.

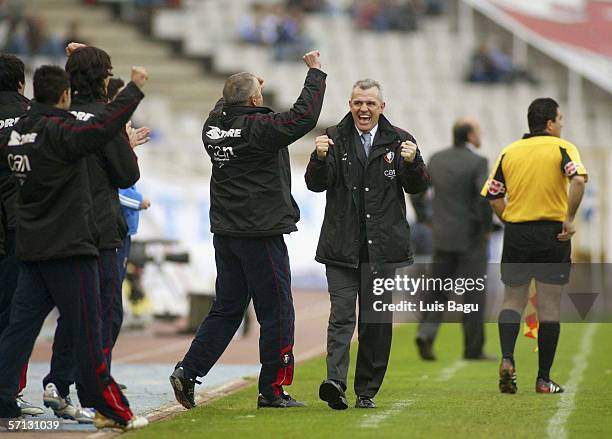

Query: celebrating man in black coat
left=305, top=79, right=429, bottom=409
left=170, top=50, right=326, bottom=409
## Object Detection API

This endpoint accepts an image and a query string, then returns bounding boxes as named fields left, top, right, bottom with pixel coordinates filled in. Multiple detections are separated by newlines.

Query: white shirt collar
left=465, top=142, right=478, bottom=152
left=355, top=124, right=378, bottom=143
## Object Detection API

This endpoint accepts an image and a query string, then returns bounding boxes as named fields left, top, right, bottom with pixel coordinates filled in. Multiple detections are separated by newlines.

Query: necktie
left=361, top=132, right=372, bottom=157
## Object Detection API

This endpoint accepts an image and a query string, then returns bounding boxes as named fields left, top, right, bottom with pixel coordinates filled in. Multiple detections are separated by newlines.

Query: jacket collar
left=0, top=91, right=30, bottom=106
left=222, top=104, right=273, bottom=116
left=28, top=102, right=73, bottom=119
left=72, top=94, right=105, bottom=105
left=336, top=113, right=399, bottom=146
left=522, top=132, right=552, bottom=139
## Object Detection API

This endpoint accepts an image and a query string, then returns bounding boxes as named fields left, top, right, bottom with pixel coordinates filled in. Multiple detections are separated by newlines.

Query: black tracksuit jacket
left=305, top=113, right=430, bottom=268
left=0, top=82, right=144, bottom=261
left=202, top=67, right=326, bottom=237
left=0, top=91, right=30, bottom=233
left=71, top=96, right=140, bottom=250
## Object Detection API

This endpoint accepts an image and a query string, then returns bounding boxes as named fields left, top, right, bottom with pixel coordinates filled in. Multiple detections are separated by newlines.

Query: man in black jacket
left=0, top=52, right=45, bottom=417
left=41, top=45, right=144, bottom=423
left=0, top=64, right=148, bottom=430
left=170, top=50, right=326, bottom=409
left=305, top=79, right=429, bottom=410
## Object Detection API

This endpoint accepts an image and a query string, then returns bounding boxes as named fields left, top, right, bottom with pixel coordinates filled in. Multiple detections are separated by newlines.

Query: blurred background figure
left=468, top=40, right=538, bottom=85
left=415, top=117, right=494, bottom=362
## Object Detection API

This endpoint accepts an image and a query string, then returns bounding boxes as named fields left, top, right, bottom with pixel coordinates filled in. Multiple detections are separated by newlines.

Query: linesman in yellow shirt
left=481, top=98, right=587, bottom=394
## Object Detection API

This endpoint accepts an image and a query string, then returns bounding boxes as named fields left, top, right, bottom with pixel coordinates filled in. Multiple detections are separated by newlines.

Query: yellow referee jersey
left=481, top=134, right=587, bottom=223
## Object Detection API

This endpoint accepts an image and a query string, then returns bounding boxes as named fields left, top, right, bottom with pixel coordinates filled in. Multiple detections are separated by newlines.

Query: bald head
left=223, top=72, right=261, bottom=106
left=453, top=117, right=481, bottom=148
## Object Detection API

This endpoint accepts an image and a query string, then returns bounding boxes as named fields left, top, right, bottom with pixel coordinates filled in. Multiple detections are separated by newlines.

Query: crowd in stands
left=467, top=41, right=539, bottom=85
left=0, top=0, right=73, bottom=69
left=237, top=2, right=315, bottom=62
left=351, top=0, right=444, bottom=32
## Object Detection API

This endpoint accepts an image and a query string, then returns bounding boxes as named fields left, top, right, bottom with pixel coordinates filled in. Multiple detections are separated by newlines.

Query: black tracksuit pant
left=44, top=249, right=122, bottom=404
left=0, top=229, right=28, bottom=395
left=0, top=229, right=19, bottom=338
left=0, top=256, right=133, bottom=425
left=181, top=234, right=295, bottom=400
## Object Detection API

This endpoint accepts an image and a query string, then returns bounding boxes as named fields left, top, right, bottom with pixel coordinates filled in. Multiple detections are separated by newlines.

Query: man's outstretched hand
left=131, top=66, right=149, bottom=90
left=303, top=50, right=322, bottom=70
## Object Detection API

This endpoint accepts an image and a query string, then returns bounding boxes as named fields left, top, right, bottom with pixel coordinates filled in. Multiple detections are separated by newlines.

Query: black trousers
left=417, top=239, right=488, bottom=358
left=0, top=229, right=19, bottom=337
left=182, top=235, right=295, bottom=400
left=0, top=257, right=133, bottom=425
left=44, top=249, right=122, bottom=404
left=325, top=264, right=392, bottom=399
left=0, top=229, right=28, bottom=395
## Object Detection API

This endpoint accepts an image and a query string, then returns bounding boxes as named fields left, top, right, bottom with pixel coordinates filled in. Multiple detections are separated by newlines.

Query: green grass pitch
left=127, top=323, right=612, bottom=438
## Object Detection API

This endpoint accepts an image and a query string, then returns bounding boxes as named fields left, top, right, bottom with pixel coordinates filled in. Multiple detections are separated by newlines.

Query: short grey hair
left=351, top=78, right=383, bottom=101
left=223, top=72, right=259, bottom=105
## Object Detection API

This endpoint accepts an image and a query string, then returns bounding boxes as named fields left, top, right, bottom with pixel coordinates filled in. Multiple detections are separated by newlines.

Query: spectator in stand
left=353, top=0, right=421, bottom=33
left=63, top=20, right=88, bottom=50
left=4, top=15, right=64, bottom=62
left=468, top=41, right=538, bottom=84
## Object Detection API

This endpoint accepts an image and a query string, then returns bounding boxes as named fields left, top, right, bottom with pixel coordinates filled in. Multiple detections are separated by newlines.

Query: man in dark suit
left=415, top=117, right=494, bottom=361
left=305, top=79, right=429, bottom=410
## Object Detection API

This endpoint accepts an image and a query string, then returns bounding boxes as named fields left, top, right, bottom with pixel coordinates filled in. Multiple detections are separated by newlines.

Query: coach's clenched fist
left=131, top=66, right=149, bottom=90
left=315, top=135, right=333, bottom=160
left=303, top=50, right=322, bottom=70
left=400, top=140, right=417, bottom=162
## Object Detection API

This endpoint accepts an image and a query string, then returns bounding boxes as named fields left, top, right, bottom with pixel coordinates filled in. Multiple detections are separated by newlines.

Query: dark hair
left=33, top=65, right=70, bottom=105
left=65, top=46, right=112, bottom=101
left=453, top=121, right=473, bottom=146
left=106, top=77, right=124, bottom=101
left=0, top=53, right=25, bottom=92
left=527, top=98, right=559, bottom=133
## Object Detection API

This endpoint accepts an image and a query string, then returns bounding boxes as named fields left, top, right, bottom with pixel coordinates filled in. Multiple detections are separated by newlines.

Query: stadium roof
left=467, top=0, right=612, bottom=93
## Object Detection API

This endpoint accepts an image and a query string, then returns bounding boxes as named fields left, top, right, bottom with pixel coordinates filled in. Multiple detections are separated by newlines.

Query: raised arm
left=51, top=67, right=148, bottom=161
left=259, top=51, right=327, bottom=150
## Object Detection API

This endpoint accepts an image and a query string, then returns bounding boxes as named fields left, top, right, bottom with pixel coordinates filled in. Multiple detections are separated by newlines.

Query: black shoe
left=0, top=399, right=22, bottom=419
left=257, top=392, right=305, bottom=408
left=535, top=377, right=564, bottom=394
left=464, top=353, right=497, bottom=361
left=319, top=380, right=348, bottom=410
left=355, top=396, right=376, bottom=409
left=499, top=358, right=517, bottom=394
left=415, top=337, right=436, bottom=361
left=169, top=363, right=200, bottom=409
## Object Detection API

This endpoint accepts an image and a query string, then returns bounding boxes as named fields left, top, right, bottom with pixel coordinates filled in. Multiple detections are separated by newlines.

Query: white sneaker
left=94, top=412, right=148, bottom=430
left=42, top=383, right=94, bottom=424
left=16, top=396, right=44, bottom=416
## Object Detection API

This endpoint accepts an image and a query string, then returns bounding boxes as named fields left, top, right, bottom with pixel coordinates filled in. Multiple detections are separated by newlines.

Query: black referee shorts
left=501, top=221, right=571, bottom=286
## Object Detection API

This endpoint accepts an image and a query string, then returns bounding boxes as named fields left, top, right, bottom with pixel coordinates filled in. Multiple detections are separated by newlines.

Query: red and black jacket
left=0, top=82, right=143, bottom=261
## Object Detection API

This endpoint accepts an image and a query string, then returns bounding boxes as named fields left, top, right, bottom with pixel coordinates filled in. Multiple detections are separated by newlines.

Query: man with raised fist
left=170, top=50, right=326, bottom=409
left=305, top=78, right=429, bottom=410
left=0, top=64, right=149, bottom=431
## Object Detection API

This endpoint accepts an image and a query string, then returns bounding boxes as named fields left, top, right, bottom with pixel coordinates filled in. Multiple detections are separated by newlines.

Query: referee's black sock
left=537, top=321, right=560, bottom=381
left=498, top=309, right=521, bottom=364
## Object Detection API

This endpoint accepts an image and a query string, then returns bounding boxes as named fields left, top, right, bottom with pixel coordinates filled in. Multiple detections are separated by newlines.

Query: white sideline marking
left=546, top=324, right=598, bottom=439
left=436, top=360, right=467, bottom=382
left=360, top=400, right=414, bottom=428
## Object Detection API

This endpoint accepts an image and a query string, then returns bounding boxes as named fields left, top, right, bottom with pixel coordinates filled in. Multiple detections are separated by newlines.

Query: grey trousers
left=417, top=239, right=488, bottom=358
left=325, top=265, right=392, bottom=398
